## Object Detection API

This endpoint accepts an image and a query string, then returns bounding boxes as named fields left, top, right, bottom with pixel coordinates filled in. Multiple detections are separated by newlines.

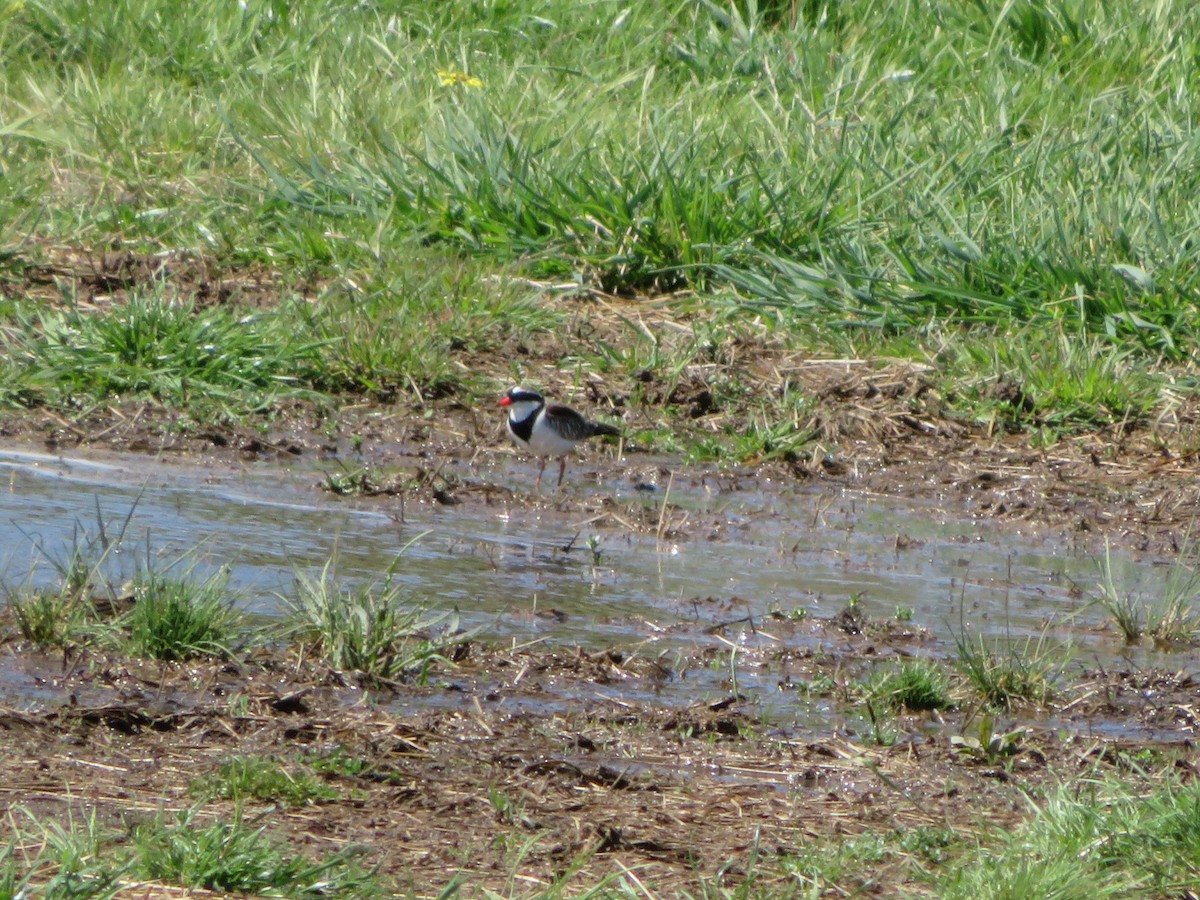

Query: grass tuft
left=280, top=547, right=463, bottom=683
left=7, top=294, right=322, bottom=414
left=953, top=630, right=1060, bottom=709
left=2, top=505, right=134, bottom=649
left=190, top=756, right=338, bottom=807
left=3, top=806, right=128, bottom=900
left=864, top=659, right=954, bottom=712
left=5, top=589, right=87, bottom=648
left=1093, top=537, right=1200, bottom=647
left=133, top=809, right=374, bottom=897
left=124, top=566, right=240, bottom=661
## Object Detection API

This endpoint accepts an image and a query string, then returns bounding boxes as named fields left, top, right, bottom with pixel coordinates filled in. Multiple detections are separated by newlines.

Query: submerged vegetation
left=1093, top=537, right=1200, bottom=647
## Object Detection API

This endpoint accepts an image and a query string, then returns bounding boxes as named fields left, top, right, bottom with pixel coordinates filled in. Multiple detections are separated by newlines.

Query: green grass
left=2, top=804, right=379, bottom=899
left=190, top=756, right=339, bottom=807
left=279, top=550, right=463, bottom=682
left=953, top=628, right=1061, bottom=708
left=0, top=807, right=126, bottom=900
left=1, top=0, right=1198, bottom=454
left=304, top=746, right=373, bottom=779
left=938, top=327, right=1165, bottom=438
left=938, top=776, right=1200, bottom=898
left=131, top=809, right=376, bottom=898
left=124, top=566, right=240, bottom=661
left=286, top=252, right=555, bottom=404
left=5, top=587, right=88, bottom=647
left=7, top=773, right=1197, bottom=899
left=863, top=658, right=954, bottom=712
left=11, top=294, right=319, bottom=407
left=779, top=833, right=891, bottom=894
left=0, top=293, right=317, bottom=426
left=1093, top=537, right=1200, bottom=647
left=0, top=258, right=549, bottom=420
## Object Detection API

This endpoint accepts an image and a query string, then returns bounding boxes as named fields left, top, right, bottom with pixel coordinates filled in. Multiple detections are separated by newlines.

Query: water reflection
left=0, top=447, right=1169, bottom=663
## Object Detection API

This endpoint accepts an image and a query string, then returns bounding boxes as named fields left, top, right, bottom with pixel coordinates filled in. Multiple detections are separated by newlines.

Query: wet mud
left=1, top=635, right=1196, bottom=896
left=3, top=248, right=1200, bottom=894
left=6, top=250, right=1200, bottom=553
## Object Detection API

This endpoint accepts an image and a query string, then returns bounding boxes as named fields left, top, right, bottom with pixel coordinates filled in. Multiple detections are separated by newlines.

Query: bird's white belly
left=510, top=422, right=576, bottom=457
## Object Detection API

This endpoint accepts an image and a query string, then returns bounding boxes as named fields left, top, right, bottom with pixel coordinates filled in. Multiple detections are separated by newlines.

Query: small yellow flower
left=437, top=69, right=483, bottom=89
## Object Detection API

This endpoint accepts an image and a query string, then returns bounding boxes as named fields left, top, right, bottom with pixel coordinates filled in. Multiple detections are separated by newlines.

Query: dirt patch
left=2, top=244, right=314, bottom=309
left=5, top=361, right=1200, bottom=557
left=1, top=635, right=1195, bottom=896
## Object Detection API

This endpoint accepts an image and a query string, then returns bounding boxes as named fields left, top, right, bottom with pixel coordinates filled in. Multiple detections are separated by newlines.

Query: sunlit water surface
left=0, top=447, right=1185, bottom=726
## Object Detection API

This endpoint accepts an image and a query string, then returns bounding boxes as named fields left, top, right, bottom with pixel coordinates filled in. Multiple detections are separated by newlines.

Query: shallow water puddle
left=0, top=447, right=1178, bottom=708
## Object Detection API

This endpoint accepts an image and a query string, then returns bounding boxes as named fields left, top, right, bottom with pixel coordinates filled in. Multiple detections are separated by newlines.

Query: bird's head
left=499, top=386, right=545, bottom=418
left=499, top=386, right=544, bottom=407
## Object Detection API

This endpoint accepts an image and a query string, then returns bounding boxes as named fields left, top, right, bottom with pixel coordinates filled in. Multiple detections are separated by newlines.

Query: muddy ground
left=2, top=249, right=1200, bottom=895
left=2, top=634, right=1198, bottom=896
left=7, top=249, right=1200, bottom=552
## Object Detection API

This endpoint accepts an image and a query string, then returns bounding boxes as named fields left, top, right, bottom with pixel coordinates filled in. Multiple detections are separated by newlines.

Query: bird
left=499, top=386, right=621, bottom=488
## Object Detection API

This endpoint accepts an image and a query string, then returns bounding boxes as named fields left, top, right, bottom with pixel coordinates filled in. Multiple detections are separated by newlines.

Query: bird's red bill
left=499, top=396, right=512, bottom=407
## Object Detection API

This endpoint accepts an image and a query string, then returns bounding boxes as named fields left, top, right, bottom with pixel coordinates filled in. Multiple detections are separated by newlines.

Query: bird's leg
left=557, top=456, right=567, bottom=487
left=535, top=458, right=547, bottom=489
